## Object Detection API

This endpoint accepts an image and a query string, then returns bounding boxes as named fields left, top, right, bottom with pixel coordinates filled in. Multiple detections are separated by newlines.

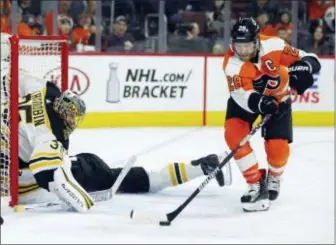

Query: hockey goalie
left=0, top=33, right=232, bottom=213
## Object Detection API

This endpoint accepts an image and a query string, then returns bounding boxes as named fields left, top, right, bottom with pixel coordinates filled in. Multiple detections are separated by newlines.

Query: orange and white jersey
left=223, top=35, right=318, bottom=113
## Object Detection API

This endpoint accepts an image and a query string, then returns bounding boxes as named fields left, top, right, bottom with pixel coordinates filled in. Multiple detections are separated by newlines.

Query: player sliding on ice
left=8, top=81, right=231, bottom=211
left=1, top=32, right=232, bottom=212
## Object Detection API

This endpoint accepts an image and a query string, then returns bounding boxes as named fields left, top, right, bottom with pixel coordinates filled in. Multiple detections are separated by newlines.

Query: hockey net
left=0, top=35, right=68, bottom=207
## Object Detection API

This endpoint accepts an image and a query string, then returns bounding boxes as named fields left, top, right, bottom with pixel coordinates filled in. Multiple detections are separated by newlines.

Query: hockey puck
left=159, top=221, right=171, bottom=226
left=0, top=216, right=3, bottom=225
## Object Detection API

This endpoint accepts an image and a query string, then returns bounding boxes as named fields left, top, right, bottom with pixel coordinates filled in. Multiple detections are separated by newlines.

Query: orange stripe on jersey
left=239, top=62, right=258, bottom=78
left=260, top=35, right=301, bottom=67
left=280, top=43, right=301, bottom=67
left=238, top=62, right=257, bottom=91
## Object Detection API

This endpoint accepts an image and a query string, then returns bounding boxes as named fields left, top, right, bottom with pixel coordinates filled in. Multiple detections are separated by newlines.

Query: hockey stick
left=89, top=155, right=137, bottom=202
left=130, top=114, right=272, bottom=226
left=14, top=155, right=137, bottom=212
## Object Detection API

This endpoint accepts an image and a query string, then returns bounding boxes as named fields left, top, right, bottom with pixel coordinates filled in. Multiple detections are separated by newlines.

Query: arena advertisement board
left=68, top=55, right=204, bottom=112
left=19, top=54, right=334, bottom=127
left=19, top=56, right=91, bottom=96
left=206, top=57, right=228, bottom=112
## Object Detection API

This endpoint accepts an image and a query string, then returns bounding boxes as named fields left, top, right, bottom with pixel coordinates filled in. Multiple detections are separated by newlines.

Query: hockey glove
left=257, top=95, right=279, bottom=115
left=288, top=60, right=314, bottom=95
left=249, top=93, right=279, bottom=115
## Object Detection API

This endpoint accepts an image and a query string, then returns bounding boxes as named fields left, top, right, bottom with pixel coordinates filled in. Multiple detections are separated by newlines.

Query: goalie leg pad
left=71, top=153, right=150, bottom=194
left=49, top=167, right=95, bottom=212
left=114, top=167, right=150, bottom=193
left=71, top=153, right=116, bottom=192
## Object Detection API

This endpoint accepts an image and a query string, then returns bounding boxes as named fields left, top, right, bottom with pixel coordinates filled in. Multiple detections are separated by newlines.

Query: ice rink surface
left=1, top=126, right=334, bottom=244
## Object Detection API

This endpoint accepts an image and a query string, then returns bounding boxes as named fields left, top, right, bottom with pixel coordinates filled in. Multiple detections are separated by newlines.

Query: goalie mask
left=53, top=90, right=86, bottom=136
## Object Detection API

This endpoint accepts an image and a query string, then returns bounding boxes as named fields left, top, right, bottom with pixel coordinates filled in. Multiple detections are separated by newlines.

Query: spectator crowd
left=1, top=0, right=334, bottom=55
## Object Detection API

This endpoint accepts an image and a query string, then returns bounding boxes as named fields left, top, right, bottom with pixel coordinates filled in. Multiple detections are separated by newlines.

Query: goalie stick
left=130, top=114, right=272, bottom=226
left=13, top=155, right=137, bottom=212
left=89, top=155, right=137, bottom=202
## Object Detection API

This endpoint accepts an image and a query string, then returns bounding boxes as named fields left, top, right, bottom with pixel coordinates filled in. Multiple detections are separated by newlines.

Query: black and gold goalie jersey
left=18, top=82, right=69, bottom=198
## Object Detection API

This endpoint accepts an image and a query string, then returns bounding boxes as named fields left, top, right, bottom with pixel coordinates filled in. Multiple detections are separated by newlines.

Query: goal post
left=1, top=35, right=69, bottom=207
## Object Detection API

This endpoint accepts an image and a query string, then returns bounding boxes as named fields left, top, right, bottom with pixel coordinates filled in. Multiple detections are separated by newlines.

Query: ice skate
left=241, top=169, right=270, bottom=212
left=267, top=172, right=281, bottom=201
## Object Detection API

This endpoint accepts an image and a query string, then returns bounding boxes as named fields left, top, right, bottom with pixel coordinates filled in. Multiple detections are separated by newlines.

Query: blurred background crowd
left=1, top=0, right=335, bottom=55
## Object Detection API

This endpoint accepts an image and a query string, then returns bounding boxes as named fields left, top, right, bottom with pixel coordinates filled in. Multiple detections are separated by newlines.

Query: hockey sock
left=147, top=162, right=204, bottom=192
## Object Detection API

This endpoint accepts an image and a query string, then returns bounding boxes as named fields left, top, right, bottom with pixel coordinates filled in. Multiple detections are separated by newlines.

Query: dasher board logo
left=43, top=67, right=90, bottom=96
left=106, top=63, right=193, bottom=104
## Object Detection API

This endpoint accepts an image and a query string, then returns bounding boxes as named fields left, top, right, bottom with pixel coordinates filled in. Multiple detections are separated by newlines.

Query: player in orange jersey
left=223, top=18, right=321, bottom=212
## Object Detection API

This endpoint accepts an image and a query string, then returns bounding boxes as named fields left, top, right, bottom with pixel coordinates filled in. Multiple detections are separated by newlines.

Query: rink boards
left=23, top=54, right=334, bottom=127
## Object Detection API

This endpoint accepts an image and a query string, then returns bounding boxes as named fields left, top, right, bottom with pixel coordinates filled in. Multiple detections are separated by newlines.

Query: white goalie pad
left=48, top=156, right=95, bottom=212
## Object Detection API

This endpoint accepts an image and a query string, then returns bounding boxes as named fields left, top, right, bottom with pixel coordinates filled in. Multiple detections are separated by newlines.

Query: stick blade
left=130, top=209, right=169, bottom=225
left=159, top=221, right=171, bottom=226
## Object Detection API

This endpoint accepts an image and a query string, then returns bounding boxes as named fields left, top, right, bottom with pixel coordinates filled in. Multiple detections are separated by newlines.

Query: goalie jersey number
left=19, top=93, right=46, bottom=126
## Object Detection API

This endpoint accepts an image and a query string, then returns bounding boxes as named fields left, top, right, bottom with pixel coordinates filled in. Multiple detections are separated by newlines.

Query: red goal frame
left=7, top=35, right=68, bottom=207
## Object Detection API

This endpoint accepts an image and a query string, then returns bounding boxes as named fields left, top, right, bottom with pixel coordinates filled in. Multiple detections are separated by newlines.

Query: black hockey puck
left=159, top=221, right=171, bottom=226
left=130, top=209, right=134, bottom=219
left=0, top=216, right=3, bottom=225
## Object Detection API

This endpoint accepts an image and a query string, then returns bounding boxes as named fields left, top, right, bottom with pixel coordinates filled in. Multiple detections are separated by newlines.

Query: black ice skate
left=241, top=169, right=270, bottom=212
left=267, top=172, right=281, bottom=201
left=191, top=154, right=227, bottom=187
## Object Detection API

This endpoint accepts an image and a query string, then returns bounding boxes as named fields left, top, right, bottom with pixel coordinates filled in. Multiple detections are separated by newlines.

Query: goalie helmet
left=53, top=90, right=86, bottom=136
left=1, top=32, right=11, bottom=62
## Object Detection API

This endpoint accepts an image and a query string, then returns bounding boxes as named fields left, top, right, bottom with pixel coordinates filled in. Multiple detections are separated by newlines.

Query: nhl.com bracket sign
left=105, top=62, right=193, bottom=104
left=68, top=55, right=205, bottom=112
left=123, top=67, right=192, bottom=99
